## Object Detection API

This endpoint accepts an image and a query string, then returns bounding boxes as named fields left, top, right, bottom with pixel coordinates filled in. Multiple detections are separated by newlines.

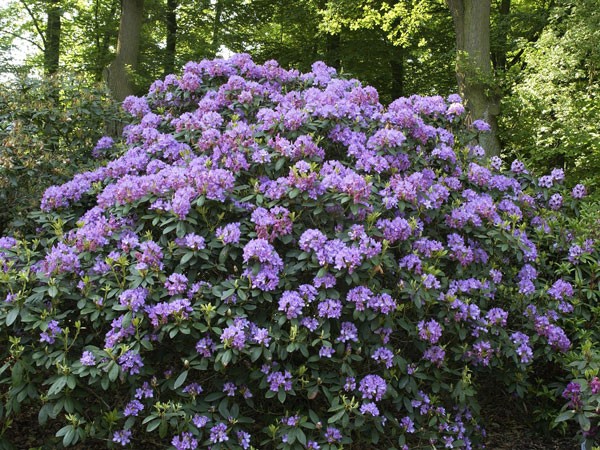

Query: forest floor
left=1, top=386, right=582, bottom=450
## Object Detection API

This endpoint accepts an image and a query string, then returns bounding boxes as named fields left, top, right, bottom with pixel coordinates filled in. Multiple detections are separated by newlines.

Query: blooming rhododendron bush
left=0, top=54, right=597, bottom=449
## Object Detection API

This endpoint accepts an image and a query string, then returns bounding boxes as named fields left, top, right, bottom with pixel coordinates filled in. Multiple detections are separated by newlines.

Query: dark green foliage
left=0, top=75, right=123, bottom=234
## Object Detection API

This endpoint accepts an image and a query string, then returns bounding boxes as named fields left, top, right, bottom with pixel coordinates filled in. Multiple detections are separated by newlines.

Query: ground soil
left=1, top=393, right=583, bottom=450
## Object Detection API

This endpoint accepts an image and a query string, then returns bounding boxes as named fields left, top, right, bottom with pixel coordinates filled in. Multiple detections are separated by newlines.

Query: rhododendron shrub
left=0, top=54, right=597, bottom=449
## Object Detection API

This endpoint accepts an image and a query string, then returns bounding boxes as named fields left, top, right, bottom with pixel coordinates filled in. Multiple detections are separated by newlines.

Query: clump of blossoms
left=0, top=54, right=597, bottom=449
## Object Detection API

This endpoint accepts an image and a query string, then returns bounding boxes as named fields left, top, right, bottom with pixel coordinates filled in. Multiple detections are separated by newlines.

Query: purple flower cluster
left=242, top=239, right=283, bottom=291
left=417, top=319, right=443, bottom=344
left=358, top=374, right=387, bottom=401
left=4, top=54, right=596, bottom=450
left=40, top=320, right=62, bottom=345
left=267, top=370, right=293, bottom=392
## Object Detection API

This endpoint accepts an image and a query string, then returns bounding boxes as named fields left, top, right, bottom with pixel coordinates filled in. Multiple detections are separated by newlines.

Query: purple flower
left=324, top=427, right=342, bottom=443
left=193, top=415, right=209, bottom=428
left=179, top=233, right=205, bottom=250
left=337, top=322, right=358, bottom=343
left=172, top=432, right=198, bottom=450
left=358, top=374, right=387, bottom=401
left=123, top=399, right=144, bottom=417
left=135, top=240, right=163, bottom=270
left=511, top=332, right=533, bottom=364
left=317, top=299, right=342, bottom=319
left=196, top=336, right=216, bottom=357
left=223, top=382, right=237, bottom=396
left=547, top=279, right=574, bottom=300
left=267, top=370, right=292, bottom=392
left=0, top=237, right=17, bottom=249
left=237, top=431, right=251, bottom=449
left=251, top=326, right=271, bottom=346
left=216, top=222, right=241, bottom=244
left=183, top=383, right=203, bottom=396
left=562, top=382, right=581, bottom=409
left=423, top=345, right=445, bottom=367
left=591, top=377, right=600, bottom=395
left=119, top=287, right=148, bottom=312
left=165, top=273, right=188, bottom=295
left=471, top=340, right=493, bottom=366
left=472, top=119, right=491, bottom=131
left=278, top=290, right=305, bottom=319
left=486, top=308, right=508, bottom=327
left=417, top=319, right=443, bottom=344
left=319, top=346, right=335, bottom=358
left=39, top=243, right=80, bottom=277
left=359, top=402, right=380, bottom=416
left=80, top=351, right=96, bottom=366
left=242, top=239, right=283, bottom=291
left=401, top=416, right=415, bottom=433
left=209, top=423, right=229, bottom=443
left=40, top=320, right=62, bottom=345
left=572, top=184, right=587, bottom=199
left=118, top=350, right=144, bottom=375
left=135, top=382, right=153, bottom=399
left=511, top=159, right=526, bottom=173
left=548, top=193, right=563, bottom=210
left=372, top=347, right=394, bottom=368
left=112, top=429, right=132, bottom=446
left=282, top=415, right=300, bottom=426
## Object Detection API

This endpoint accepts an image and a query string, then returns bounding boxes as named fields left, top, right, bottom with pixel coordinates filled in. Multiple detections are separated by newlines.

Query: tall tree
left=44, top=0, right=61, bottom=75
left=164, top=0, right=178, bottom=75
left=106, top=0, right=144, bottom=101
left=447, top=0, right=501, bottom=156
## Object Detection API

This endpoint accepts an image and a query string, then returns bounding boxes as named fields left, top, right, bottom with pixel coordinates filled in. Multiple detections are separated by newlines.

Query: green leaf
left=6, top=308, right=19, bottom=326
left=146, top=418, right=162, bottom=432
left=555, top=410, right=575, bottom=423
left=108, top=362, right=120, bottom=382
left=48, top=285, right=59, bottom=298
left=66, top=375, right=77, bottom=390
left=277, top=389, right=286, bottom=403
left=173, top=370, right=188, bottom=389
left=328, top=409, right=345, bottom=424
left=48, top=376, right=68, bottom=396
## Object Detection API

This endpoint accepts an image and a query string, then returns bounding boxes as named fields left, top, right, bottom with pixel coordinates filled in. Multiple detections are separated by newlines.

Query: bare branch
left=0, top=28, right=44, bottom=51
left=17, top=0, right=46, bottom=48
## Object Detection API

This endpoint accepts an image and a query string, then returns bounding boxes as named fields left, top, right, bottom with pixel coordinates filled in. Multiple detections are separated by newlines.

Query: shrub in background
left=0, top=75, right=124, bottom=234
left=0, top=54, right=598, bottom=449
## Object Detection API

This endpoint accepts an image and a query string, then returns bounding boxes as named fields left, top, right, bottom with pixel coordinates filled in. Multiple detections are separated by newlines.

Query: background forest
left=0, top=0, right=598, bottom=234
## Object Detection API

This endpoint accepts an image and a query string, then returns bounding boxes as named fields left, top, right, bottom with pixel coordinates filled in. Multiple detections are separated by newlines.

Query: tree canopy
left=0, top=0, right=598, bottom=188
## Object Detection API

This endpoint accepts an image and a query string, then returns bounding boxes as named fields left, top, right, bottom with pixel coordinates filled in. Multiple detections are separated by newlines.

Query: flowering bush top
left=0, top=54, right=597, bottom=449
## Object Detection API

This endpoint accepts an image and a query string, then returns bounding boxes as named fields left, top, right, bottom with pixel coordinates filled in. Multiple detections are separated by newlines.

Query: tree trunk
left=325, top=32, right=341, bottom=70
left=164, top=0, right=178, bottom=76
left=211, top=0, right=223, bottom=57
left=44, top=0, right=61, bottom=75
left=390, top=45, right=404, bottom=100
left=106, top=0, right=144, bottom=101
left=447, top=0, right=501, bottom=157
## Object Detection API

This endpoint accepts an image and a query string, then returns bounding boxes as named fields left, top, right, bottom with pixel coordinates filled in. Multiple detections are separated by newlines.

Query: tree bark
left=390, top=45, right=404, bottom=100
left=44, top=0, right=61, bottom=75
left=211, top=0, right=223, bottom=57
left=106, top=0, right=144, bottom=101
left=447, top=0, right=501, bottom=157
left=325, top=32, right=341, bottom=70
left=164, top=0, right=178, bottom=76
